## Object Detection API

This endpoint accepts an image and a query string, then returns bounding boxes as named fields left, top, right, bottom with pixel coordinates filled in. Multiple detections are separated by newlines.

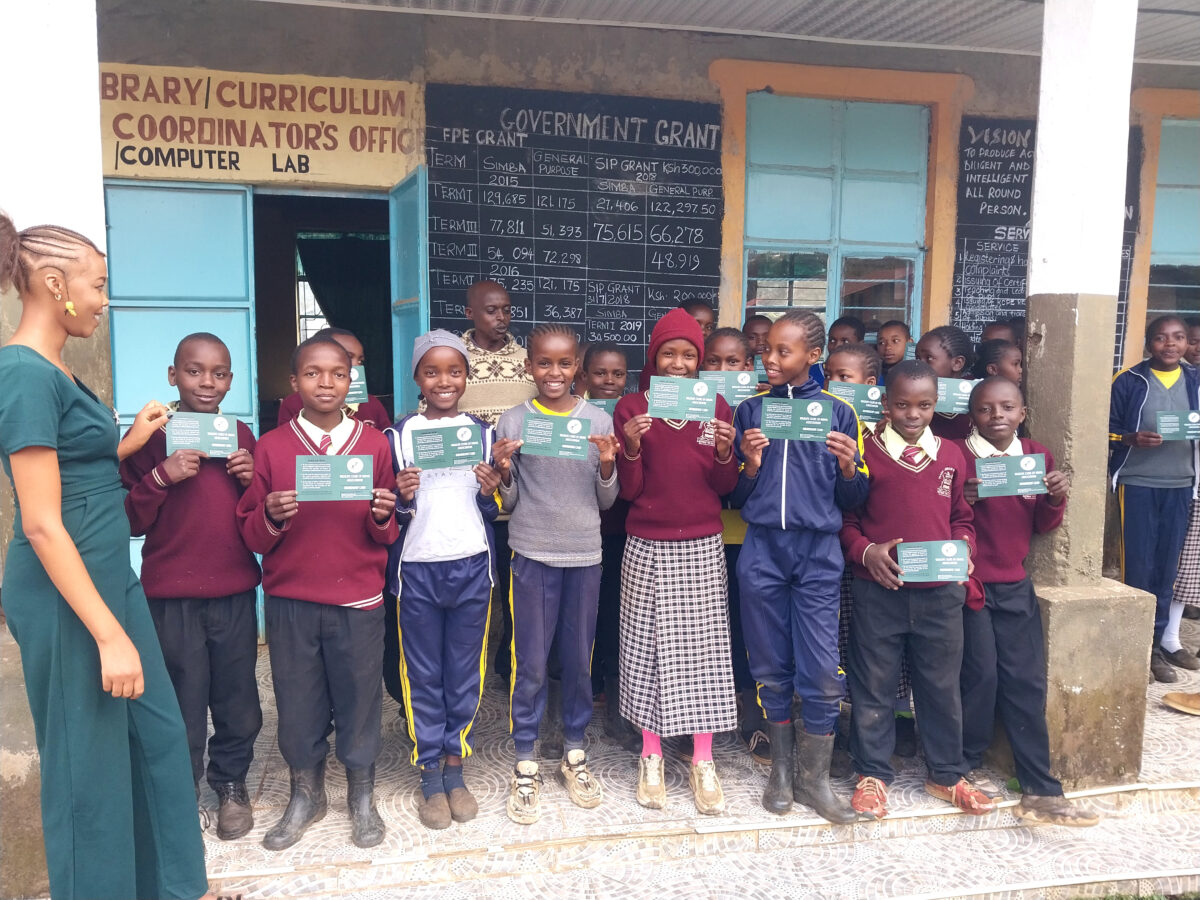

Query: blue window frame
left=743, top=95, right=929, bottom=337
left=1148, top=119, right=1200, bottom=320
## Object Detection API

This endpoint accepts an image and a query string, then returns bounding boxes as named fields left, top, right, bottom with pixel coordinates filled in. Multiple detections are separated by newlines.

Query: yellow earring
left=64, top=300, right=77, bottom=317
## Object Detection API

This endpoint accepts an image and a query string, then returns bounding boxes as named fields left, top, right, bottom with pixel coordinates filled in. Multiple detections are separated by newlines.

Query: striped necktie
left=900, top=444, right=925, bottom=467
left=318, top=434, right=332, bottom=455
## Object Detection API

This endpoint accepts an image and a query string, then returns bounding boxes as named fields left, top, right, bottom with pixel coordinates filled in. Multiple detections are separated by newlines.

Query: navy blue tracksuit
left=730, top=380, right=869, bottom=733
left=398, top=554, right=493, bottom=767
left=509, top=555, right=602, bottom=754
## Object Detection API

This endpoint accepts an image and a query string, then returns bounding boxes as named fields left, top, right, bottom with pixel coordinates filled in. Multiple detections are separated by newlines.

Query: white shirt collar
left=296, top=409, right=355, bottom=454
left=966, top=428, right=1022, bottom=458
left=880, top=422, right=939, bottom=462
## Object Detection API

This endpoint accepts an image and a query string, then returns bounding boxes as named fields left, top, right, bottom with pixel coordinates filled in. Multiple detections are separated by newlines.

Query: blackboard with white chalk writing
left=424, top=83, right=723, bottom=379
left=950, top=116, right=1141, bottom=368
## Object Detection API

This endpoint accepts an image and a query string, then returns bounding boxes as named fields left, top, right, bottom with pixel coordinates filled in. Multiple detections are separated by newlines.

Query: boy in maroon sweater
left=840, top=359, right=994, bottom=820
left=276, top=326, right=391, bottom=429
left=957, top=377, right=1098, bottom=826
left=237, top=336, right=399, bottom=851
left=120, top=332, right=262, bottom=841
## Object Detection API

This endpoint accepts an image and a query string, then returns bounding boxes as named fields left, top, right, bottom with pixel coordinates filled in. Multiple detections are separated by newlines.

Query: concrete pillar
left=1019, top=0, right=1156, bottom=789
left=0, top=3, right=108, bottom=897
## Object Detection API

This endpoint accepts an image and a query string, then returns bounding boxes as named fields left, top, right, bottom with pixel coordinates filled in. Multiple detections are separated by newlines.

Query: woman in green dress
left=0, top=212, right=222, bottom=900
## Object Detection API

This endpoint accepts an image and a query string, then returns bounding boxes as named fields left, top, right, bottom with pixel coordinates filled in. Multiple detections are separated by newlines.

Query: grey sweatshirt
left=496, top=398, right=619, bottom=567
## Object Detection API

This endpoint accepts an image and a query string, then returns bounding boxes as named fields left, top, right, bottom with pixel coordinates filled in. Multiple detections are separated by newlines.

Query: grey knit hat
left=412, top=329, right=469, bottom=375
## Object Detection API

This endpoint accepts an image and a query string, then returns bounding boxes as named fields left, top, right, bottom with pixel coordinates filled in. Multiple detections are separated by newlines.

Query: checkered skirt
left=1174, top=499, right=1200, bottom=604
left=618, top=534, right=737, bottom=736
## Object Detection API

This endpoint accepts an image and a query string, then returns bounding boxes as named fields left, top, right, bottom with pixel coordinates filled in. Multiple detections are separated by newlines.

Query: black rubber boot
left=604, top=674, right=642, bottom=752
left=762, top=720, right=794, bottom=814
left=539, top=678, right=565, bottom=760
left=793, top=728, right=859, bottom=824
left=346, top=765, right=385, bottom=848
left=212, top=780, right=254, bottom=840
left=263, top=760, right=327, bottom=851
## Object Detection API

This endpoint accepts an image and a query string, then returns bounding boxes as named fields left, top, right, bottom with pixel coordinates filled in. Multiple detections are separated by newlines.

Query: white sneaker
left=637, top=754, right=667, bottom=809
left=689, top=760, right=725, bottom=815
left=559, top=749, right=603, bottom=808
left=507, top=760, right=542, bottom=825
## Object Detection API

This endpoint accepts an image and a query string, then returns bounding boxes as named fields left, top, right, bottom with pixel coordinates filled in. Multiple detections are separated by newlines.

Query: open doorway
left=252, top=193, right=390, bottom=429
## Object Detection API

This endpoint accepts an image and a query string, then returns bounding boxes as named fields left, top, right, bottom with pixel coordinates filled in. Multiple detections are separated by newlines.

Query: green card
left=346, top=365, right=369, bottom=404
left=1157, top=410, right=1200, bottom=440
left=936, top=378, right=977, bottom=414
left=165, top=412, right=239, bottom=458
left=295, top=454, right=374, bottom=501
left=826, top=381, right=884, bottom=422
left=975, top=453, right=1048, bottom=498
left=586, top=397, right=618, bottom=415
left=646, top=376, right=717, bottom=421
left=897, top=540, right=969, bottom=582
left=700, top=370, right=759, bottom=405
left=411, top=424, right=483, bottom=470
left=521, top=414, right=592, bottom=461
left=754, top=357, right=769, bottom=383
left=760, top=397, right=832, bottom=441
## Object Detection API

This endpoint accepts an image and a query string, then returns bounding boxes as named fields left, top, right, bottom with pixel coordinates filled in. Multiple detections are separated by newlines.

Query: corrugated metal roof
left=249, top=0, right=1200, bottom=63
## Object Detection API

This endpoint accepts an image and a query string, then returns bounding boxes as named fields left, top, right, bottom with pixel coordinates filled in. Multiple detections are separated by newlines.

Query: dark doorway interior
left=253, top=193, right=390, bottom=429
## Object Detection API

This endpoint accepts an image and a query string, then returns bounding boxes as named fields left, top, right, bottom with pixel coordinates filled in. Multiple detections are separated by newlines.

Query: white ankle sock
left=1161, top=600, right=1186, bottom=653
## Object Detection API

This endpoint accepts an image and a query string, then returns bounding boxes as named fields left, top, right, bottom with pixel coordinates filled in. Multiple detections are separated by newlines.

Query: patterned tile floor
left=202, top=618, right=1200, bottom=900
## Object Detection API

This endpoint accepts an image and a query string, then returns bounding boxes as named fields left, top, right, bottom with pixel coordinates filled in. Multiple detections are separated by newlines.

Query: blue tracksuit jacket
left=1108, top=359, right=1200, bottom=493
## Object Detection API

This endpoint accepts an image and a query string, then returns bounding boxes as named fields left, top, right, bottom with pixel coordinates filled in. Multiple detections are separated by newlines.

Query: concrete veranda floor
left=198, top=619, right=1200, bottom=900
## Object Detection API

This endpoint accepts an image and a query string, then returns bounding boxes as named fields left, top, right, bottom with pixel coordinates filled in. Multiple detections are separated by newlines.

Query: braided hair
left=827, top=342, right=882, bottom=381
left=0, top=210, right=104, bottom=295
left=972, top=339, right=1019, bottom=380
left=776, top=310, right=826, bottom=353
left=527, top=322, right=579, bottom=354
left=919, top=325, right=973, bottom=377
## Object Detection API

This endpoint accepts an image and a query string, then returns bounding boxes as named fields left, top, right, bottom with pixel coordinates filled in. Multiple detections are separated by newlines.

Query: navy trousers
left=592, top=532, right=626, bottom=691
left=266, top=595, right=383, bottom=772
left=848, top=578, right=967, bottom=786
left=148, top=590, right=262, bottom=787
left=725, top=543, right=755, bottom=693
left=397, top=553, right=492, bottom=769
left=1120, top=483, right=1191, bottom=643
left=961, top=577, right=1061, bottom=797
left=510, top=553, right=601, bottom=754
left=736, top=525, right=844, bottom=733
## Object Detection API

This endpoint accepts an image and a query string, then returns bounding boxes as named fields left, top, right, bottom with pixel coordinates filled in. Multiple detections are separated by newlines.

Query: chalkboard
left=950, top=116, right=1142, bottom=369
left=424, top=83, right=724, bottom=379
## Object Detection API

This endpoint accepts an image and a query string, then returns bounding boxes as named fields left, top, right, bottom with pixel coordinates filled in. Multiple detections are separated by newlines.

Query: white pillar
left=0, top=0, right=107, bottom=250
left=1027, top=0, right=1138, bottom=295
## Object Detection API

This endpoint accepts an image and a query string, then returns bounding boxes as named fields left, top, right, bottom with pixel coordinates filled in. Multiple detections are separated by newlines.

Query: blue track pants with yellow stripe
left=510, top=553, right=602, bottom=754
left=737, top=524, right=845, bottom=733
left=397, top=552, right=492, bottom=769
left=1119, top=483, right=1191, bottom=643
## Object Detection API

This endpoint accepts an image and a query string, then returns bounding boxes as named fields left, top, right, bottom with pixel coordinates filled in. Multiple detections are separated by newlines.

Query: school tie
left=318, top=434, right=332, bottom=455
left=900, top=445, right=925, bottom=467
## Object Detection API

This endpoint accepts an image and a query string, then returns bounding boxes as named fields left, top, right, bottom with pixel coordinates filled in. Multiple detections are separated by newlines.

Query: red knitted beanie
left=638, top=308, right=706, bottom=391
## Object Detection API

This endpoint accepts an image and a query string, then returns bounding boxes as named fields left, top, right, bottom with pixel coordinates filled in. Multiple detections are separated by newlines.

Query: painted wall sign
left=949, top=116, right=1141, bottom=369
left=424, top=83, right=723, bottom=380
left=99, top=64, right=423, bottom=187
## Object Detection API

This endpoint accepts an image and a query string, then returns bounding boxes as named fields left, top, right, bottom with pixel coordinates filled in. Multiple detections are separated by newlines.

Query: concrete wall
left=96, top=0, right=1197, bottom=118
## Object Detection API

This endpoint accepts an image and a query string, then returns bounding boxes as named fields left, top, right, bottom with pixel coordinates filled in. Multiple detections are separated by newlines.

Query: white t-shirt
left=394, top=412, right=492, bottom=563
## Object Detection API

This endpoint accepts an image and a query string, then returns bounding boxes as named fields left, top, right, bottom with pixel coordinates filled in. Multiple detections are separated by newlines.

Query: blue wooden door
left=389, top=166, right=430, bottom=416
left=104, top=181, right=258, bottom=636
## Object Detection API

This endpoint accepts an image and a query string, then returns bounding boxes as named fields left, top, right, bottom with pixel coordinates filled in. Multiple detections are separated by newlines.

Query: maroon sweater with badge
left=236, top=417, right=399, bottom=608
left=276, top=391, right=391, bottom=431
left=840, top=430, right=975, bottom=588
left=120, top=423, right=261, bottom=600
left=955, top=436, right=1066, bottom=583
left=613, top=391, right=739, bottom=541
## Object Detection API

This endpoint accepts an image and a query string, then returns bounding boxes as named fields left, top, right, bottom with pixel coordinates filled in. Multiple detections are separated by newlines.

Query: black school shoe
left=1162, top=647, right=1200, bottom=670
left=1151, top=648, right=1180, bottom=684
left=1183, top=604, right=1200, bottom=620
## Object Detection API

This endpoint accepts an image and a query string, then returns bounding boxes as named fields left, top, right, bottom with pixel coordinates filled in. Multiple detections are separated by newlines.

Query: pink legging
left=641, top=730, right=712, bottom=762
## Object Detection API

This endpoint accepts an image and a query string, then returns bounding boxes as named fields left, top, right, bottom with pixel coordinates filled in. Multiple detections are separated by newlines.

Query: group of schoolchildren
left=127, top=277, right=1168, bottom=858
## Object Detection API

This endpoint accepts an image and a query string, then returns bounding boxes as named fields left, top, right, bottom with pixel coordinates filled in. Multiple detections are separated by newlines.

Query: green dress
left=0, top=346, right=207, bottom=900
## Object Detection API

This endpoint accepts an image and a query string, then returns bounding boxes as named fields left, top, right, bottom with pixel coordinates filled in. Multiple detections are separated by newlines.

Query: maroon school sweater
left=955, top=437, right=1066, bottom=583
left=236, top=417, right=399, bottom=609
left=931, top=412, right=973, bottom=441
left=276, top=391, right=391, bottom=431
left=613, top=391, right=739, bottom=541
left=120, top=423, right=261, bottom=600
left=840, top=431, right=975, bottom=588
